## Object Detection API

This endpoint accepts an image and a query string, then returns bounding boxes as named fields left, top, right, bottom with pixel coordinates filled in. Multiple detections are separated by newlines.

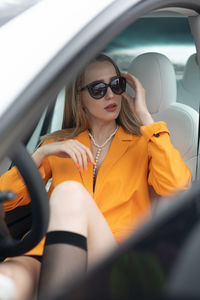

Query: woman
left=0, top=54, right=191, bottom=299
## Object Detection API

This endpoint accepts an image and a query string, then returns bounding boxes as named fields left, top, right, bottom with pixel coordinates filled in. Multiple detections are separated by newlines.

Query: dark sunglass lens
left=121, top=77, right=126, bottom=90
left=111, top=77, right=126, bottom=94
left=90, top=83, right=106, bottom=99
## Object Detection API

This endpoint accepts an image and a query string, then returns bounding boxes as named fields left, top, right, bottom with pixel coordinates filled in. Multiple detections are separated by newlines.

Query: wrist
left=138, top=111, right=154, bottom=125
left=32, top=147, right=46, bottom=167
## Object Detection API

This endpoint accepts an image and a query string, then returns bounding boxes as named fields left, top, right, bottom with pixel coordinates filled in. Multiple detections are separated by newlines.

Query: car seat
left=127, top=52, right=199, bottom=180
left=177, top=53, right=200, bottom=112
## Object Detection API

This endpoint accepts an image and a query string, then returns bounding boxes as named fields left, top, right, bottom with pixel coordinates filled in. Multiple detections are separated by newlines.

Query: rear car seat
left=177, top=53, right=200, bottom=112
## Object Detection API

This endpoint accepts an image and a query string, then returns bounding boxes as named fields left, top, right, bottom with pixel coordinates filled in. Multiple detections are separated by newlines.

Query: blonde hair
left=42, top=54, right=141, bottom=142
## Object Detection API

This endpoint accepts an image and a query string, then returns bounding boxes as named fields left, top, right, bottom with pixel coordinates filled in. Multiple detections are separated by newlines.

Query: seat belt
left=195, top=103, right=200, bottom=181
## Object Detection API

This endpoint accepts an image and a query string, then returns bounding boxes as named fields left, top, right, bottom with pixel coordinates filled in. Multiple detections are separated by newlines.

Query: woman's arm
left=32, top=138, right=95, bottom=171
left=141, top=122, right=192, bottom=196
left=122, top=72, right=154, bottom=125
left=0, top=155, right=52, bottom=211
left=122, top=72, right=192, bottom=196
left=1, top=138, right=95, bottom=211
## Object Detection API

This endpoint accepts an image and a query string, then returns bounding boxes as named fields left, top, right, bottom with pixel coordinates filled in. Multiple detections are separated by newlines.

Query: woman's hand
left=121, top=72, right=154, bottom=125
left=32, top=140, right=95, bottom=172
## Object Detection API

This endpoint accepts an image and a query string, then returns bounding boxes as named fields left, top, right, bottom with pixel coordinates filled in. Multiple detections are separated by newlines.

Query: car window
left=103, top=12, right=199, bottom=111
left=103, top=13, right=196, bottom=79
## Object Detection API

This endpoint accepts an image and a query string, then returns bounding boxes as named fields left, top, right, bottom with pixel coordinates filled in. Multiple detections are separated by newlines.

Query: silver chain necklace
left=88, top=125, right=118, bottom=184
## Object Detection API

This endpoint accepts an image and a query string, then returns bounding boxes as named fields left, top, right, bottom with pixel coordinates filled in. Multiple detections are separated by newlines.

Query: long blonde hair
left=43, top=54, right=141, bottom=141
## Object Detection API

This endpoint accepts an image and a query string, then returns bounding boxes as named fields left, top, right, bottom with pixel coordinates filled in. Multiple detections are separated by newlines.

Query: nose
left=105, top=86, right=114, bottom=99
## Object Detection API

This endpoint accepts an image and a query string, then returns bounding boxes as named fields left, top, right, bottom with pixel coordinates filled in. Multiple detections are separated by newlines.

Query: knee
left=48, top=181, right=89, bottom=233
left=52, top=181, right=86, bottom=196
left=51, top=181, right=87, bottom=203
left=49, top=181, right=88, bottom=218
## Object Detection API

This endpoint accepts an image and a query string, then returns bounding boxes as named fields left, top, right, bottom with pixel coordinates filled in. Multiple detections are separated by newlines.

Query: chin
left=103, top=114, right=119, bottom=123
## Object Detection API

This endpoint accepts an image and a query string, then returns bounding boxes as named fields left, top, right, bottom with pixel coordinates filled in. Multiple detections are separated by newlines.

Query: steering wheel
left=0, top=142, right=49, bottom=258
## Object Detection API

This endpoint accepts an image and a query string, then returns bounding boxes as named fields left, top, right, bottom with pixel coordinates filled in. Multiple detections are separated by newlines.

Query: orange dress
left=0, top=122, right=192, bottom=256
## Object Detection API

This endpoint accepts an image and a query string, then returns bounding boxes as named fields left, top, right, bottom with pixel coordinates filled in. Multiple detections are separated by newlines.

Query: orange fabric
left=0, top=122, right=192, bottom=256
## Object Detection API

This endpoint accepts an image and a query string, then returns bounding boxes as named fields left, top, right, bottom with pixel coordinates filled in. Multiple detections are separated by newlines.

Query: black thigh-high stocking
left=38, top=230, right=87, bottom=296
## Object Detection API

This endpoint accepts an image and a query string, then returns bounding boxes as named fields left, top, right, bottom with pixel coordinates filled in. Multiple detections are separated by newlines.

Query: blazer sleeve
left=0, top=155, right=51, bottom=212
left=140, top=121, right=192, bottom=196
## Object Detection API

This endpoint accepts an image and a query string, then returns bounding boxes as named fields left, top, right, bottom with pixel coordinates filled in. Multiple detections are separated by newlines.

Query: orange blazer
left=0, top=122, right=192, bottom=256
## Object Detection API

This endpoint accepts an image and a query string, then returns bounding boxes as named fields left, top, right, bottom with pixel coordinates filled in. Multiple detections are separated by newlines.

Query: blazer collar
left=115, top=126, right=135, bottom=141
left=75, top=126, right=137, bottom=198
left=76, top=126, right=135, bottom=143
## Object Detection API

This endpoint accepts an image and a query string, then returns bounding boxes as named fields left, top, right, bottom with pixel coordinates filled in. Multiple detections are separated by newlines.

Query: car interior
left=0, top=2, right=200, bottom=299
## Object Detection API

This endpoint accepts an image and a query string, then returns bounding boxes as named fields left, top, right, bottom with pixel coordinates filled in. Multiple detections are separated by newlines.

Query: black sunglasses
left=81, top=76, right=126, bottom=100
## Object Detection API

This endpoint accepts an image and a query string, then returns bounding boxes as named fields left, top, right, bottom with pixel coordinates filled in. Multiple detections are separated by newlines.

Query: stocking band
left=45, top=231, right=87, bottom=250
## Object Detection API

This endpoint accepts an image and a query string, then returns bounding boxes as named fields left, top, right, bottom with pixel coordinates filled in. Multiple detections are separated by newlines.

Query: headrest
left=128, top=52, right=177, bottom=114
left=182, top=53, right=200, bottom=93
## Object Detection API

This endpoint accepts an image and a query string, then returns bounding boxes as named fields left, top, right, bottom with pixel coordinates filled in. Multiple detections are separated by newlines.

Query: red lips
left=104, top=103, right=118, bottom=112
left=104, top=103, right=117, bottom=109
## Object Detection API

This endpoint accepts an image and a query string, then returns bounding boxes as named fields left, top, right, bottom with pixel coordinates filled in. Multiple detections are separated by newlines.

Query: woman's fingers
left=67, top=140, right=94, bottom=172
left=73, top=145, right=88, bottom=171
left=66, top=147, right=78, bottom=167
left=75, top=141, right=95, bottom=164
left=122, top=72, right=153, bottom=125
left=122, top=72, right=144, bottom=91
left=42, top=139, right=94, bottom=172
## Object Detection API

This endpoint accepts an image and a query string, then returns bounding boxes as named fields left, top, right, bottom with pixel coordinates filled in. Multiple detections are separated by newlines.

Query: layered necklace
left=88, top=125, right=119, bottom=184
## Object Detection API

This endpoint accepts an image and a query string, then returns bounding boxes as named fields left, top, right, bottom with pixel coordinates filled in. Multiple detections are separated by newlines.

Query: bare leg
left=48, top=180, right=117, bottom=266
left=0, top=256, right=40, bottom=300
left=38, top=181, right=117, bottom=295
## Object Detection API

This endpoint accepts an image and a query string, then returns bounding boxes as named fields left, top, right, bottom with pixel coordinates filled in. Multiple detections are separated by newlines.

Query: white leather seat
left=177, top=53, right=200, bottom=111
left=128, top=52, right=199, bottom=180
